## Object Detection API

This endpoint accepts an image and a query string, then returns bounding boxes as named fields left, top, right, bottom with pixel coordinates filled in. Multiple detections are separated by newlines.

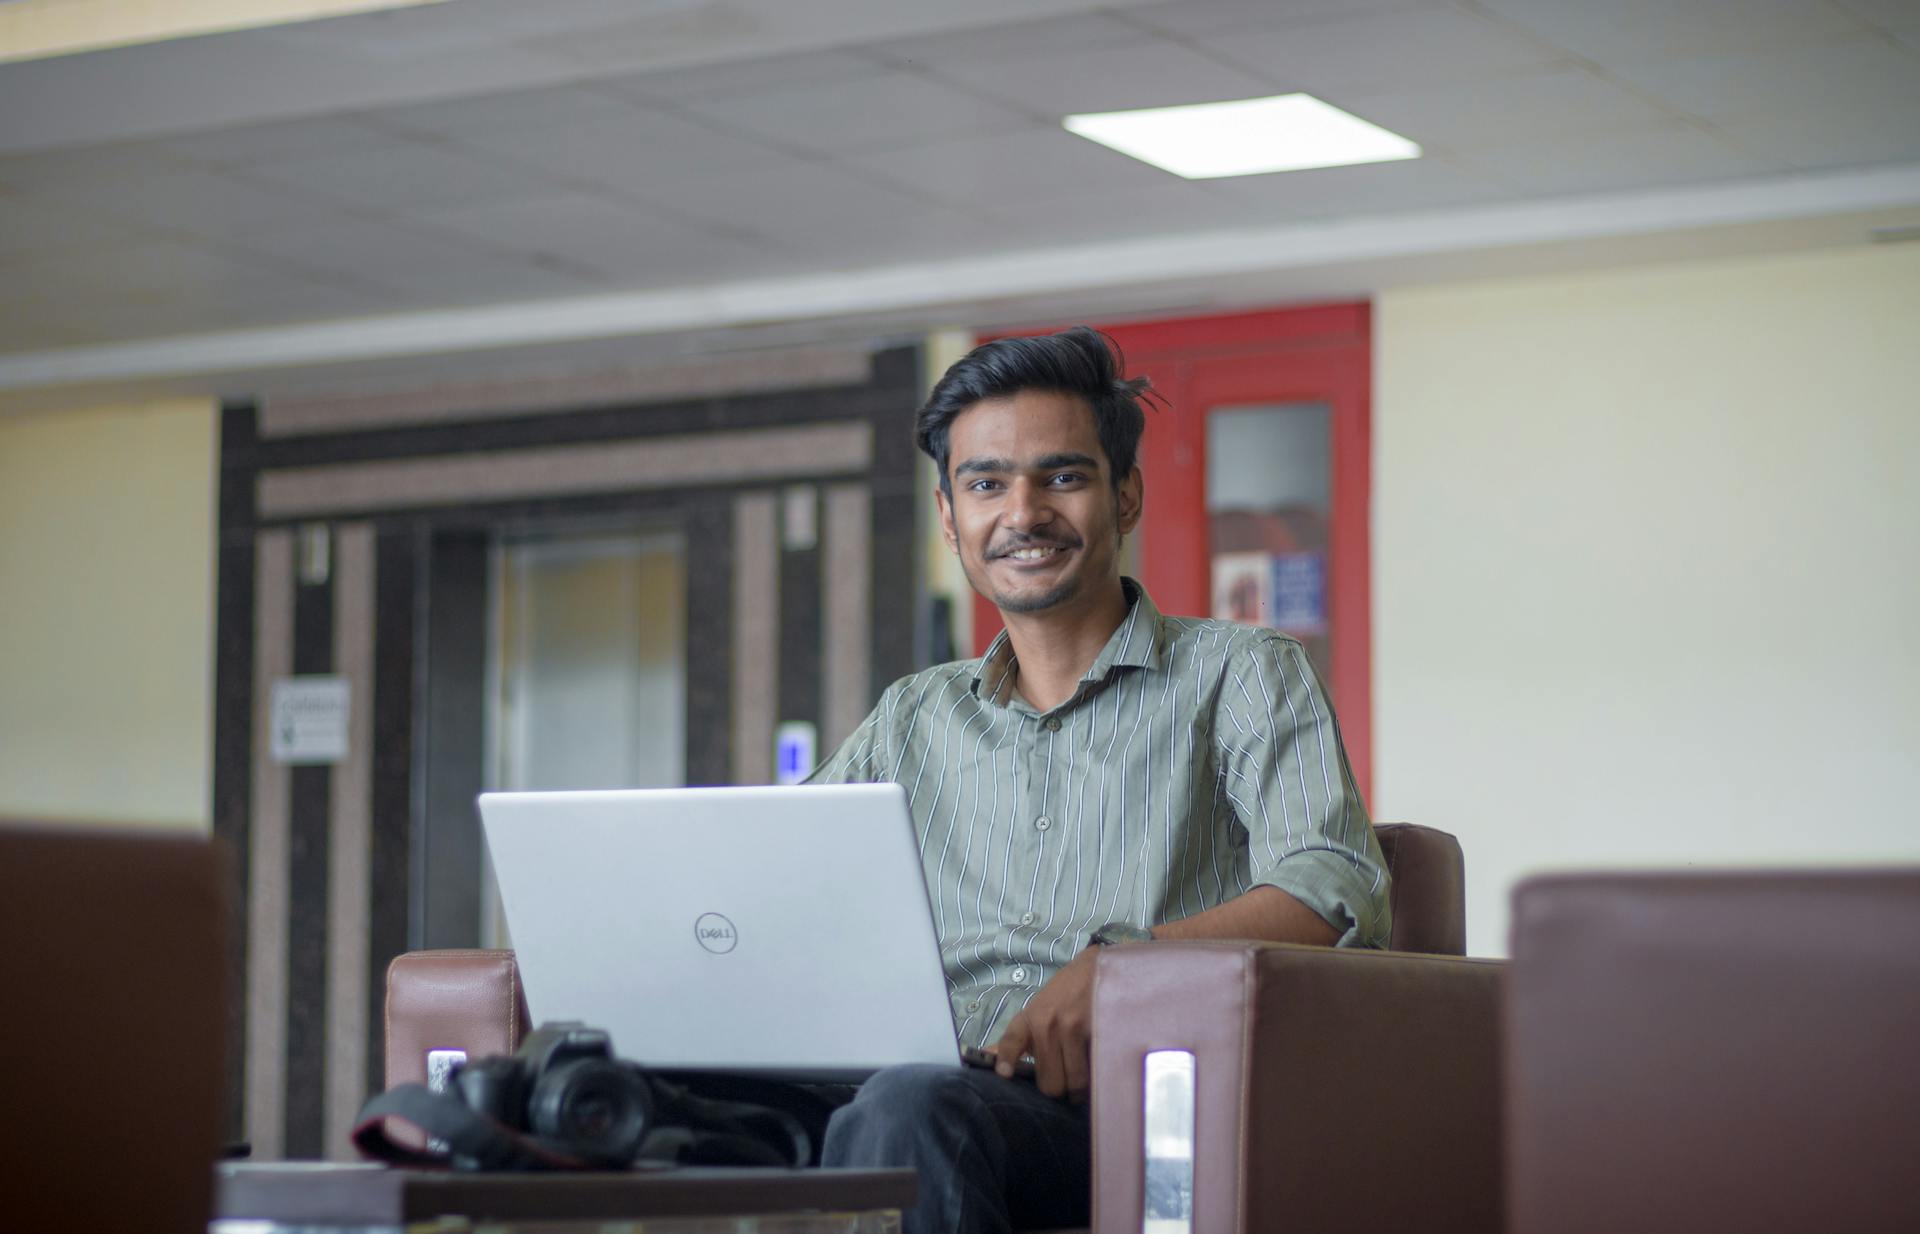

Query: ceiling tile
left=222, top=215, right=601, bottom=307
left=0, top=305, right=90, bottom=353
left=0, top=141, right=196, bottom=193
left=15, top=167, right=346, bottom=241
left=412, top=190, right=775, bottom=284
left=679, top=68, right=1032, bottom=155
left=18, top=293, right=212, bottom=346
left=244, top=137, right=563, bottom=213
left=6, top=238, right=295, bottom=299
left=1604, top=35, right=1920, bottom=122
left=368, top=83, right=650, bottom=143
left=605, top=48, right=886, bottom=103
left=1473, top=0, right=1867, bottom=62
left=1839, top=0, right=1920, bottom=35
left=1454, top=123, right=1788, bottom=196
left=917, top=38, right=1275, bottom=119
left=26, top=274, right=390, bottom=344
left=512, top=3, right=826, bottom=72
left=974, top=180, right=1273, bottom=242
left=844, top=124, right=1177, bottom=204
left=604, top=158, right=996, bottom=267
left=1192, top=8, right=1573, bottom=96
left=1716, top=112, right=1920, bottom=172
left=859, top=12, right=1153, bottom=67
left=148, top=116, right=398, bottom=168
left=366, top=84, right=780, bottom=188
left=0, top=191, right=156, bottom=263
left=332, top=0, right=663, bottom=47
left=134, top=278, right=389, bottom=334
left=1204, top=155, right=1518, bottom=218
left=242, top=2, right=567, bottom=57
left=1119, top=0, right=1450, bottom=39
left=1339, top=65, right=1682, bottom=151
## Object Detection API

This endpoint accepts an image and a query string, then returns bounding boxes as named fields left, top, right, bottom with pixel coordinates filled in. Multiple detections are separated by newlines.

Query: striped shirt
left=807, top=578, right=1391, bottom=1049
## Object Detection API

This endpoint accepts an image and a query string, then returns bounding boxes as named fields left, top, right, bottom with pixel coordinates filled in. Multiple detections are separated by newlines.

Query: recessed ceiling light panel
left=1064, top=93, right=1421, bottom=180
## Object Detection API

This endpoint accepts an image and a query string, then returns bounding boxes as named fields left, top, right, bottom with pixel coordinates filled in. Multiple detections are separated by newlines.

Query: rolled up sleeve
left=1211, top=635, right=1391, bottom=948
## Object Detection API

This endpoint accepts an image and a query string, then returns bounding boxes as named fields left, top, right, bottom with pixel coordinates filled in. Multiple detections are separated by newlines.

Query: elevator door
left=483, top=529, right=687, bottom=944
left=492, top=529, right=687, bottom=792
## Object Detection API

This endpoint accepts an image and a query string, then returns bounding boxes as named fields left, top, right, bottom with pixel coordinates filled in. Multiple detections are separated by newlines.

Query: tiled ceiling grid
left=1, top=0, right=1917, bottom=352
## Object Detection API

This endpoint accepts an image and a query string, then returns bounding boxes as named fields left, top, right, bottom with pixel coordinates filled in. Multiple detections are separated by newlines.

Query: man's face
left=936, top=389, right=1142, bottom=617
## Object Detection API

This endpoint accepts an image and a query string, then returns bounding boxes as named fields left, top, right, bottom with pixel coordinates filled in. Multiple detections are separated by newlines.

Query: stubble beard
left=992, top=572, right=1083, bottom=614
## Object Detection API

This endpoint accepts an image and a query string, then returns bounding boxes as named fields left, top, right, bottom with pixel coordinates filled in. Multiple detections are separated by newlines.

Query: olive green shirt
left=808, top=579, right=1390, bottom=1048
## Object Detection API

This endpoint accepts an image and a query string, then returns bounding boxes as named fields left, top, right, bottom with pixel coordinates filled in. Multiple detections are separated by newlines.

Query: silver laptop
left=477, top=783, right=962, bottom=1081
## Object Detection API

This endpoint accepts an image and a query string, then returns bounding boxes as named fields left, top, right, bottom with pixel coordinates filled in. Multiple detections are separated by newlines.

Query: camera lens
left=527, top=1059, right=653, bottom=1163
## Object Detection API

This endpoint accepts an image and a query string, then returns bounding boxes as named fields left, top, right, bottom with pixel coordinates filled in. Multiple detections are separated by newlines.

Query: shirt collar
left=972, top=577, right=1166, bottom=704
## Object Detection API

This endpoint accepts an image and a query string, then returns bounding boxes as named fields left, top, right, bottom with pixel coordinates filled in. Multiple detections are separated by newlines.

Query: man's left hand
left=988, top=946, right=1100, bottom=1101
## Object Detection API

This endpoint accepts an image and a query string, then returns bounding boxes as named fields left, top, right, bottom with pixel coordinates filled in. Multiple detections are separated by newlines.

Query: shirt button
left=1011, top=968, right=1028, bottom=983
left=1020, top=912, right=1036, bottom=926
left=1044, top=717, right=1061, bottom=732
left=966, top=1001, right=980, bottom=1013
left=1035, top=816, right=1051, bottom=831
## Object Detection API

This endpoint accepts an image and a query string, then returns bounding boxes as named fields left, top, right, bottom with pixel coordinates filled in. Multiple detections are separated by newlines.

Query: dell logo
left=694, top=912, right=738, bottom=954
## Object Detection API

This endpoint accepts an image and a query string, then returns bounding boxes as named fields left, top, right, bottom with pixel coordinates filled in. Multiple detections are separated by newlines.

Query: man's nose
left=1002, top=479, right=1052, bottom=531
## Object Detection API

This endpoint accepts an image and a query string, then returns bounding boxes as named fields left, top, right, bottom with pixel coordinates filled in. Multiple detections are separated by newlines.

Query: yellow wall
left=0, top=397, right=217, bottom=829
left=1375, top=243, right=1920, bottom=955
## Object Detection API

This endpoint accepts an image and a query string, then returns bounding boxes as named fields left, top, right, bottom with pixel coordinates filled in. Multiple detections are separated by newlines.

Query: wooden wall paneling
left=683, top=497, right=734, bottom=788
left=210, top=405, right=257, bottom=1143
left=367, top=527, right=416, bottom=1088
left=418, top=531, right=488, bottom=951
left=244, top=529, right=292, bottom=1159
left=283, top=529, right=333, bottom=1159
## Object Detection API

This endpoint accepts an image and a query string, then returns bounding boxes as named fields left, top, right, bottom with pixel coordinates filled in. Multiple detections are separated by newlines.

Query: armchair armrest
left=384, top=949, right=529, bottom=1089
left=1090, top=941, right=1504, bottom=1234
left=381, top=949, right=529, bottom=1148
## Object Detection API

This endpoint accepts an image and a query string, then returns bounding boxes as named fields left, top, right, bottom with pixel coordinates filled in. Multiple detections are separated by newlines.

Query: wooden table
left=212, top=1162, right=915, bottom=1233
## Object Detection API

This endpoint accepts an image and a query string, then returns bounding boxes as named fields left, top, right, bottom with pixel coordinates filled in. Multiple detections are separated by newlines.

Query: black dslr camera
left=353, top=1021, right=818, bottom=1171
left=449, top=1023, right=658, bottom=1169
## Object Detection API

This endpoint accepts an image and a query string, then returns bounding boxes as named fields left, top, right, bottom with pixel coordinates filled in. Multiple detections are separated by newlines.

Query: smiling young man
left=809, top=327, right=1390, bottom=1234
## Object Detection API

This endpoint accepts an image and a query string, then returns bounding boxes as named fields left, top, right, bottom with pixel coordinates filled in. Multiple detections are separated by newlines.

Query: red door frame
left=969, top=304, right=1374, bottom=797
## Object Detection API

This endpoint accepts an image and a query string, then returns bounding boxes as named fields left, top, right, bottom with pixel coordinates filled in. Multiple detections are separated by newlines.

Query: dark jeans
left=821, top=1064, right=1092, bottom=1234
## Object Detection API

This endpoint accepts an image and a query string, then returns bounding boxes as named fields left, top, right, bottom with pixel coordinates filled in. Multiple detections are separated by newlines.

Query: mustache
left=989, top=533, right=1081, bottom=559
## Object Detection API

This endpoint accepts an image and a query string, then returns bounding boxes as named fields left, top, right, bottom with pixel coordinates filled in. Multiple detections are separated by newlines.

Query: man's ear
left=1116, top=466, right=1144, bottom=537
left=935, top=485, right=959, bottom=554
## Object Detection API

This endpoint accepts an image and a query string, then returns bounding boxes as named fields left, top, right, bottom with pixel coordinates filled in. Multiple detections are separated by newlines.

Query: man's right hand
left=987, top=945, right=1100, bottom=1101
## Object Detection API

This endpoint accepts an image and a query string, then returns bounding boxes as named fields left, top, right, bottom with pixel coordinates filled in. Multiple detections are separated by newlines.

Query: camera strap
left=647, top=1075, right=815, bottom=1168
left=352, top=1079, right=816, bottom=1171
left=352, top=1084, right=619, bottom=1171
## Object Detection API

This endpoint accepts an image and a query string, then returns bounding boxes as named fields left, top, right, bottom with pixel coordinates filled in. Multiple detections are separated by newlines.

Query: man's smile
left=991, top=539, right=1077, bottom=566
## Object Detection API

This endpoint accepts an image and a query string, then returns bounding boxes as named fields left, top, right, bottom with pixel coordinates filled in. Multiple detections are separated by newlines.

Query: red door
left=973, top=304, right=1373, bottom=796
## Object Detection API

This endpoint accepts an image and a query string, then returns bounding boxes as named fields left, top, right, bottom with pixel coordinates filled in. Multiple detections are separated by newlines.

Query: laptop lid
left=478, top=784, right=961, bottom=1081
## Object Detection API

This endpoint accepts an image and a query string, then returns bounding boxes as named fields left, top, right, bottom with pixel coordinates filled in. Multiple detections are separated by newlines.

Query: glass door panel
left=1206, top=402, right=1333, bottom=681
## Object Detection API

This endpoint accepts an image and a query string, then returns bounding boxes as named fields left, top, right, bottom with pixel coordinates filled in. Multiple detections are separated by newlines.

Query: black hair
left=915, top=326, right=1153, bottom=495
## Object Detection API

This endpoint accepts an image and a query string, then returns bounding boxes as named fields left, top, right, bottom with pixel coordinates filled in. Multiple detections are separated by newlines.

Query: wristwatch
left=1089, top=922, right=1154, bottom=947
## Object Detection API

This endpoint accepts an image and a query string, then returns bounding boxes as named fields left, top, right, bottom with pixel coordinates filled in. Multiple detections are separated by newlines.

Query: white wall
left=1375, top=244, right=1920, bottom=955
left=0, top=397, right=218, bottom=829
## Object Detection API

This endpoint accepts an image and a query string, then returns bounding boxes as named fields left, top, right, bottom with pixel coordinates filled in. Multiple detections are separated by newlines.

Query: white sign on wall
left=270, top=676, right=351, bottom=765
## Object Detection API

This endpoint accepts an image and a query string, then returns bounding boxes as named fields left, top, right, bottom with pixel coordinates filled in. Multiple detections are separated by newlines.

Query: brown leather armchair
left=383, top=822, right=1504, bottom=1234
left=0, top=822, right=230, bottom=1234
left=1505, top=870, right=1920, bottom=1234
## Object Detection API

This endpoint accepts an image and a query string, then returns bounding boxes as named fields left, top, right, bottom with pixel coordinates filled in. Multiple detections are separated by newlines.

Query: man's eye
left=1049, top=473, right=1084, bottom=485
left=968, top=478, right=1000, bottom=492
